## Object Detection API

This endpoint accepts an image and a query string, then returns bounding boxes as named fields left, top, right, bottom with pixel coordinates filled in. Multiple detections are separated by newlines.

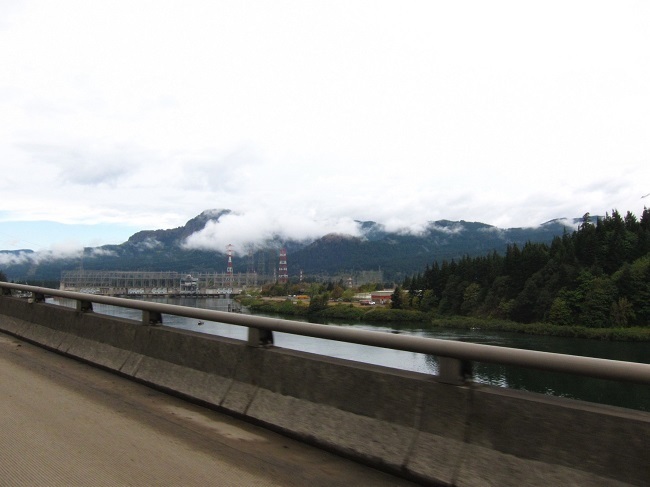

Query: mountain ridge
left=1, top=209, right=583, bottom=282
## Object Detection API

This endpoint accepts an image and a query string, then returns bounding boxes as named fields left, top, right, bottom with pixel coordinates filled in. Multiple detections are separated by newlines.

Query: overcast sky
left=1, top=0, right=648, bottom=254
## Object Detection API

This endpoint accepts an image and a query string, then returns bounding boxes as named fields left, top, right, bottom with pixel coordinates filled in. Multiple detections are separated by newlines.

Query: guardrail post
left=33, top=292, right=46, bottom=303
left=1, top=287, right=11, bottom=296
left=438, top=357, right=472, bottom=385
left=248, top=327, right=274, bottom=347
left=143, top=310, right=162, bottom=326
left=76, top=299, right=93, bottom=313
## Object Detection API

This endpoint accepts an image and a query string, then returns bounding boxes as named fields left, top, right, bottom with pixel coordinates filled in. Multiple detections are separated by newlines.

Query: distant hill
left=0, top=210, right=581, bottom=282
left=289, top=218, right=578, bottom=282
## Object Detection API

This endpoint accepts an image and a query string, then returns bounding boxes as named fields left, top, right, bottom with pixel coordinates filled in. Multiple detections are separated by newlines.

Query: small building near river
left=370, top=290, right=395, bottom=305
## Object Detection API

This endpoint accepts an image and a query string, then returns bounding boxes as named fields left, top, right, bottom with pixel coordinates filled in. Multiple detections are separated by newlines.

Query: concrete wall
left=1, top=296, right=648, bottom=486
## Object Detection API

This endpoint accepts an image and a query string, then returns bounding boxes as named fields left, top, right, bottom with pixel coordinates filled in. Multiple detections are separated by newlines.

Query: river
left=51, top=296, right=650, bottom=412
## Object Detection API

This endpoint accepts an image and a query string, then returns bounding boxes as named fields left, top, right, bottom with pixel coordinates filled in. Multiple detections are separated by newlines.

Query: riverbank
left=428, top=316, right=650, bottom=341
left=240, top=297, right=650, bottom=341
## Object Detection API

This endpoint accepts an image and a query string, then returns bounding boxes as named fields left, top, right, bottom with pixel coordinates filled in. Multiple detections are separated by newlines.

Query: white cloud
left=133, top=238, right=163, bottom=251
left=0, top=0, right=648, bottom=251
left=183, top=210, right=362, bottom=251
left=0, top=240, right=121, bottom=268
left=0, top=245, right=81, bottom=267
left=0, top=251, right=35, bottom=267
left=428, top=222, right=466, bottom=235
left=88, top=248, right=117, bottom=257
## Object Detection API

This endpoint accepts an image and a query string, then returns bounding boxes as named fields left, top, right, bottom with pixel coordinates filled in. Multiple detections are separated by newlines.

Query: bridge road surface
left=0, top=332, right=418, bottom=487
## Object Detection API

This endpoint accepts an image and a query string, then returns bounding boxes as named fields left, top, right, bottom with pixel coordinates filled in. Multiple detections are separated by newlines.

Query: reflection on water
left=47, top=296, right=650, bottom=411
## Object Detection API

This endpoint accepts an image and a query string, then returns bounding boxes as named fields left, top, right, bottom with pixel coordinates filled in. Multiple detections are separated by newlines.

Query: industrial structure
left=57, top=248, right=388, bottom=295
left=278, top=248, right=288, bottom=283
left=226, top=244, right=234, bottom=283
left=60, top=270, right=264, bottom=296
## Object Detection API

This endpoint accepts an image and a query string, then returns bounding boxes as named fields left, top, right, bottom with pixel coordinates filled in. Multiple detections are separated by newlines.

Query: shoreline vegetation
left=239, top=297, right=650, bottom=342
left=241, top=208, right=650, bottom=342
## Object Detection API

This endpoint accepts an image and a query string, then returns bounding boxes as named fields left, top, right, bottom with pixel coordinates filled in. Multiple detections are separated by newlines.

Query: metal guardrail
left=2, top=282, right=650, bottom=386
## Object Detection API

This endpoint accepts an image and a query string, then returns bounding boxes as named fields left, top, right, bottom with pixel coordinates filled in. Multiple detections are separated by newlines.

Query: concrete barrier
left=0, top=296, right=648, bottom=486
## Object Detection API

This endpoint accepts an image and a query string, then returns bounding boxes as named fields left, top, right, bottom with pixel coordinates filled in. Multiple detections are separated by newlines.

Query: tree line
left=402, top=209, right=650, bottom=328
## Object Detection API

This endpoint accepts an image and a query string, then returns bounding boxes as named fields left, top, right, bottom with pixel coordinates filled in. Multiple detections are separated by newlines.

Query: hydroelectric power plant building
left=60, top=270, right=267, bottom=296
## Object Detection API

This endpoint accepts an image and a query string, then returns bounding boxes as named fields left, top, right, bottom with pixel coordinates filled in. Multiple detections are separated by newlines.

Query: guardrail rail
left=2, top=282, right=650, bottom=386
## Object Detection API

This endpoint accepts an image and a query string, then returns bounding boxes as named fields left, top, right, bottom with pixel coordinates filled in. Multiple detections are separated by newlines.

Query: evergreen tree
left=391, top=286, right=404, bottom=309
left=404, top=208, right=649, bottom=328
left=308, top=293, right=330, bottom=313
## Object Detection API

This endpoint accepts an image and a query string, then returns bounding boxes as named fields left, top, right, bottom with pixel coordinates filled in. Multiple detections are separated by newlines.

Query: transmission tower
left=278, top=248, right=288, bottom=283
left=226, top=244, right=234, bottom=283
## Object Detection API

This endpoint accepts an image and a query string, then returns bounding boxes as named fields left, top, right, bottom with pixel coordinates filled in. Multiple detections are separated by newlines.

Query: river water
left=52, top=296, right=650, bottom=412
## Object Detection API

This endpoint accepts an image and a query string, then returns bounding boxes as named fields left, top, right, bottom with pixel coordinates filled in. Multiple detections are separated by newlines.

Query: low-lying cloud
left=0, top=244, right=116, bottom=268
left=133, top=238, right=163, bottom=251
left=182, top=210, right=363, bottom=252
left=428, top=222, right=466, bottom=235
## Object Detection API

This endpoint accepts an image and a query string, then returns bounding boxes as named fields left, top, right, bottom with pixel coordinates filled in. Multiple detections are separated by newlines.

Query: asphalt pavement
left=0, top=331, right=418, bottom=487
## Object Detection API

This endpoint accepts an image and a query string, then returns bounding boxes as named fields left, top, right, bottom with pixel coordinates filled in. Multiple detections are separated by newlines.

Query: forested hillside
left=0, top=210, right=574, bottom=282
left=403, top=209, right=650, bottom=327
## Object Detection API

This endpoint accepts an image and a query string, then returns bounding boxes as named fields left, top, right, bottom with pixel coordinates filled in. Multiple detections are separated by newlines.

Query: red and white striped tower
left=278, top=248, right=288, bottom=283
left=226, top=244, right=234, bottom=283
